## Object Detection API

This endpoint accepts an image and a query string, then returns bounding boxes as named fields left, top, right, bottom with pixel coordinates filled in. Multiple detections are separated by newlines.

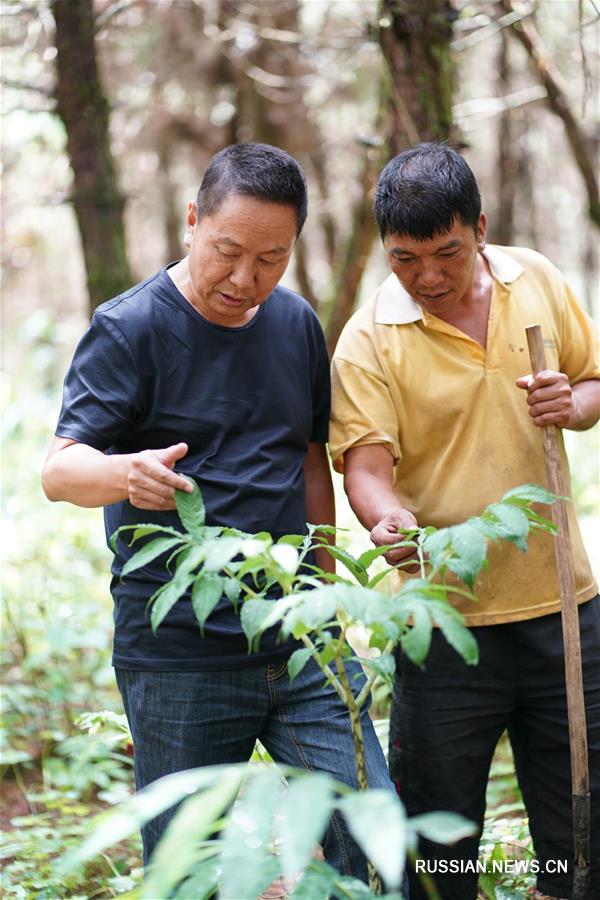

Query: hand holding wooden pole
left=525, top=324, right=590, bottom=899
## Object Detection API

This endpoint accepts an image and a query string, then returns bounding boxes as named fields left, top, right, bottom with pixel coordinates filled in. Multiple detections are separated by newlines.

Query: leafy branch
left=111, top=479, right=556, bottom=893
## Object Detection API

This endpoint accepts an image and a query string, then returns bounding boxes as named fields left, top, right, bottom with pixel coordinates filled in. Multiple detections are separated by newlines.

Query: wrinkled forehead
left=198, top=195, right=298, bottom=254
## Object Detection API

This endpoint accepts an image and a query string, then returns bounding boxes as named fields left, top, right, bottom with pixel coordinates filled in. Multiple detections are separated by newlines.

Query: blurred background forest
left=1, top=1, right=599, bottom=897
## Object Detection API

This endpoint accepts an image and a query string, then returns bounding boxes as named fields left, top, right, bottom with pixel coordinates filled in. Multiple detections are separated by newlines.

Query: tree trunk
left=379, top=0, right=457, bottom=155
left=157, top=140, right=185, bottom=264
left=52, top=0, right=131, bottom=316
left=325, top=148, right=379, bottom=356
left=500, top=0, right=600, bottom=228
left=493, top=30, right=517, bottom=246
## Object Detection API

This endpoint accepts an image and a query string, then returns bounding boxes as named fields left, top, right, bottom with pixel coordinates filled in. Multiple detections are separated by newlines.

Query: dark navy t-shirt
left=56, top=268, right=330, bottom=670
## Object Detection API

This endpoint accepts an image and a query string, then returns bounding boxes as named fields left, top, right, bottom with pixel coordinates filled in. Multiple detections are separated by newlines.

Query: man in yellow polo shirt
left=330, top=143, right=600, bottom=900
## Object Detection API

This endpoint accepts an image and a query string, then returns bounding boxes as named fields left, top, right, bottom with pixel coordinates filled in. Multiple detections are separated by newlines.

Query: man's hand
left=42, top=437, right=193, bottom=509
left=370, top=507, right=419, bottom=567
left=516, top=370, right=572, bottom=427
left=343, top=444, right=420, bottom=569
left=516, top=371, right=600, bottom=431
left=127, top=442, right=193, bottom=509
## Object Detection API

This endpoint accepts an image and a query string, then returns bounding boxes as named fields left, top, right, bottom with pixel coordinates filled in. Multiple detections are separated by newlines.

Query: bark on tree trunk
left=325, top=148, right=380, bottom=356
left=379, top=0, right=457, bottom=156
left=494, top=30, right=517, bottom=246
left=157, top=140, right=185, bottom=265
left=52, top=0, right=131, bottom=316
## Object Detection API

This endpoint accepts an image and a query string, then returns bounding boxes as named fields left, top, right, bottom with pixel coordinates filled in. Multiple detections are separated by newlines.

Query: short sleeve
left=56, top=312, right=143, bottom=450
left=557, top=281, right=600, bottom=383
left=310, top=315, right=331, bottom=444
left=329, top=357, right=401, bottom=474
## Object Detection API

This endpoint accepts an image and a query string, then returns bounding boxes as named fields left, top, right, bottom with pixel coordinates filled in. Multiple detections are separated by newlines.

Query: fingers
left=155, top=442, right=190, bottom=470
left=516, top=370, right=572, bottom=428
left=127, top=444, right=193, bottom=509
left=370, top=509, right=419, bottom=567
left=384, top=548, right=419, bottom=569
left=515, top=375, right=532, bottom=390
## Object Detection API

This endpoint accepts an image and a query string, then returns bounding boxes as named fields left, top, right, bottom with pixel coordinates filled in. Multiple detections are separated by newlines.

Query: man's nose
left=229, top=259, right=256, bottom=291
left=417, top=260, right=444, bottom=288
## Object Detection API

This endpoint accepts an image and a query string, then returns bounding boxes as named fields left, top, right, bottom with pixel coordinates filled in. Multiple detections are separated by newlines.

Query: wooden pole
left=525, top=325, right=590, bottom=899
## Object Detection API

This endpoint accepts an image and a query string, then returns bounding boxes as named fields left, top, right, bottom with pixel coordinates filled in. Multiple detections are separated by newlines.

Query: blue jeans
left=116, top=656, right=397, bottom=886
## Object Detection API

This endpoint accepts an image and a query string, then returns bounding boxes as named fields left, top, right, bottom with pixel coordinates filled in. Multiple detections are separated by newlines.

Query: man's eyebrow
left=390, top=238, right=462, bottom=256
left=215, top=237, right=243, bottom=248
left=215, top=236, right=289, bottom=254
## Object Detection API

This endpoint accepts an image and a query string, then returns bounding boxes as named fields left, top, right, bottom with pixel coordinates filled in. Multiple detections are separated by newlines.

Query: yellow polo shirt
left=330, top=245, right=599, bottom=625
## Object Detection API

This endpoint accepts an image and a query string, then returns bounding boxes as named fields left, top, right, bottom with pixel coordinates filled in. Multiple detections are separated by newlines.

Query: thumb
left=155, top=442, right=189, bottom=469
left=515, top=375, right=533, bottom=390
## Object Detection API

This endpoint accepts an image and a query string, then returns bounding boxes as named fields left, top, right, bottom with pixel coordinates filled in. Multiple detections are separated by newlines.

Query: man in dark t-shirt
left=42, top=143, right=394, bottom=882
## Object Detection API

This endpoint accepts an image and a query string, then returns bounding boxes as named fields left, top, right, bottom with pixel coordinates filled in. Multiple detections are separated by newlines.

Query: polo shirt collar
left=374, top=244, right=524, bottom=325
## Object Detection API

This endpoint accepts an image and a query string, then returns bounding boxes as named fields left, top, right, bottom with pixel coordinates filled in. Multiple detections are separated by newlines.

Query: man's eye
left=439, top=250, right=458, bottom=258
left=259, top=258, right=277, bottom=266
left=216, top=249, right=238, bottom=261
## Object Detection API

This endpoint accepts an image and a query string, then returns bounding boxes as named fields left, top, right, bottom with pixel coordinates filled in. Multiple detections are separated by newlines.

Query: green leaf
left=290, top=860, right=339, bottom=900
left=291, top=860, right=382, bottom=898
left=501, top=483, right=556, bottom=506
left=278, top=534, right=305, bottom=548
left=356, top=653, right=396, bottom=684
left=150, top=572, right=195, bottom=633
left=477, top=872, right=497, bottom=900
left=223, top=577, right=241, bottom=605
left=368, top=620, right=400, bottom=649
left=449, top=521, right=487, bottom=585
left=525, top=510, right=558, bottom=534
left=132, top=524, right=186, bottom=543
left=288, top=647, right=313, bottom=682
left=203, top=537, right=243, bottom=572
left=485, top=503, right=529, bottom=552
left=333, top=876, right=380, bottom=897
left=280, top=589, right=337, bottom=638
left=175, top=543, right=206, bottom=575
left=357, top=545, right=397, bottom=570
left=310, top=524, right=339, bottom=536
left=59, top=766, right=237, bottom=872
left=240, top=599, right=280, bottom=653
left=408, top=811, right=477, bottom=845
left=444, top=555, right=477, bottom=588
left=110, top=523, right=185, bottom=552
left=143, top=770, right=242, bottom=900
left=433, top=608, right=479, bottom=665
left=423, top=528, right=451, bottom=570
left=495, top=887, right=527, bottom=900
left=335, top=585, right=383, bottom=623
left=276, top=774, right=335, bottom=880
left=321, top=545, right=368, bottom=585
left=174, top=856, right=222, bottom=900
left=400, top=603, right=432, bottom=666
left=191, top=574, right=224, bottom=636
left=367, top=569, right=394, bottom=590
left=166, top=542, right=192, bottom=572
left=221, top=769, right=282, bottom=900
left=175, top=477, right=205, bottom=537
left=338, top=790, right=406, bottom=889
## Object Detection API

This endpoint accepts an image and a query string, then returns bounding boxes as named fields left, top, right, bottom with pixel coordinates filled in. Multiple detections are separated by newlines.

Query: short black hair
left=374, top=142, right=481, bottom=241
left=196, top=143, right=308, bottom=236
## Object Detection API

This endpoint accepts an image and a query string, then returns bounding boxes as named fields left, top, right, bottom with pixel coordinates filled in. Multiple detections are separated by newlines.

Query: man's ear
left=183, top=202, right=197, bottom=250
left=476, top=212, right=487, bottom=251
